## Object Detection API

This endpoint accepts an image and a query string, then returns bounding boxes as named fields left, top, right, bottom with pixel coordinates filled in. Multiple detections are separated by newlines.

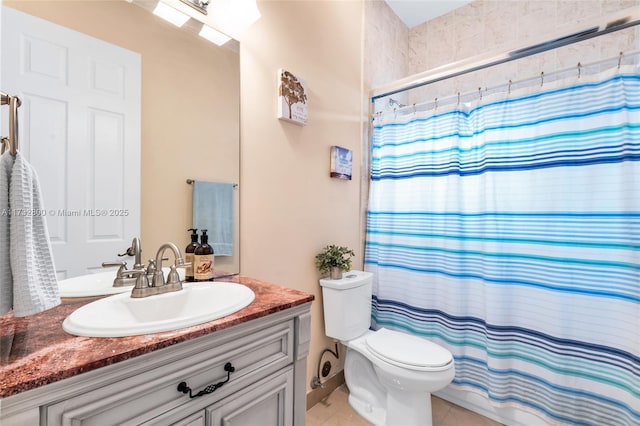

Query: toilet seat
left=365, top=328, right=453, bottom=371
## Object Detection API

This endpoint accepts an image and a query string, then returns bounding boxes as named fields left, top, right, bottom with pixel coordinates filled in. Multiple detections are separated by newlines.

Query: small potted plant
left=315, top=245, right=355, bottom=279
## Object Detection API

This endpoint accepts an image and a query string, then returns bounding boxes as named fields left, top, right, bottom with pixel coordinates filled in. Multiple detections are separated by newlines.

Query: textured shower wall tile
left=364, top=0, right=409, bottom=91
left=455, top=33, right=486, bottom=62
left=408, top=32, right=430, bottom=74
left=517, top=1, right=559, bottom=45
left=557, top=0, right=601, bottom=27
left=602, top=0, right=639, bottom=13
left=400, top=0, right=638, bottom=105
left=598, top=27, right=639, bottom=58
left=485, top=2, right=520, bottom=49
left=408, top=25, right=430, bottom=76
left=453, top=0, right=484, bottom=44
left=493, top=61, right=521, bottom=86
left=556, top=38, right=603, bottom=69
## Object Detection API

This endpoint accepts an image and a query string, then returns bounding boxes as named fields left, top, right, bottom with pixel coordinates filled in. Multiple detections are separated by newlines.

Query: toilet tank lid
left=319, top=270, right=373, bottom=290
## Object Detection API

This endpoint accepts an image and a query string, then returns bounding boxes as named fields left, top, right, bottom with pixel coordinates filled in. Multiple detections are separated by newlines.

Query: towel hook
left=1, top=92, right=21, bottom=156
left=1, top=137, right=8, bottom=155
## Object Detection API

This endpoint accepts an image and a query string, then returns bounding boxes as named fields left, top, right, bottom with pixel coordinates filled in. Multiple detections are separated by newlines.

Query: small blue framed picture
left=330, top=146, right=352, bottom=180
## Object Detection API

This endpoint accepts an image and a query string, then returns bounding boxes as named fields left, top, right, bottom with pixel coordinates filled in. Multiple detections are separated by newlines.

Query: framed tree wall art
left=278, top=69, right=308, bottom=125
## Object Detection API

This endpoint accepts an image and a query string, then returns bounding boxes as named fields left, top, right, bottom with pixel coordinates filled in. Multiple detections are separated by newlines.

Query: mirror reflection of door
left=1, top=7, right=141, bottom=279
left=1, top=1, right=241, bottom=277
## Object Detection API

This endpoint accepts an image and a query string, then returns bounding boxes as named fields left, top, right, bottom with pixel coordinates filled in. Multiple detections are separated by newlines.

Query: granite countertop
left=0, top=275, right=314, bottom=399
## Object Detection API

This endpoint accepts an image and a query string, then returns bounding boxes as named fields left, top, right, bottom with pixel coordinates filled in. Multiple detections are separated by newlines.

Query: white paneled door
left=1, top=7, right=141, bottom=279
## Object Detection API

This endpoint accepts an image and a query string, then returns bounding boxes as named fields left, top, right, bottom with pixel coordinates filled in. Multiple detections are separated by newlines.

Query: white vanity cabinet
left=0, top=304, right=311, bottom=426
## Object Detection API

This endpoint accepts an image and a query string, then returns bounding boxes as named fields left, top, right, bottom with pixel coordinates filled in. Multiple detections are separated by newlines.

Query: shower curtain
left=365, top=67, right=640, bottom=426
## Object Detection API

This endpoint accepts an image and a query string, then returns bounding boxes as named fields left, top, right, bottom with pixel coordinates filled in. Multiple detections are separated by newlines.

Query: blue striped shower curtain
left=365, top=68, right=640, bottom=425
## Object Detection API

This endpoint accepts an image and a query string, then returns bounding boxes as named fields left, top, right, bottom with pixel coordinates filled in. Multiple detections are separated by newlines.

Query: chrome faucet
left=130, top=242, right=190, bottom=298
left=102, top=237, right=144, bottom=287
left=120, top=237, right=143, bottom=270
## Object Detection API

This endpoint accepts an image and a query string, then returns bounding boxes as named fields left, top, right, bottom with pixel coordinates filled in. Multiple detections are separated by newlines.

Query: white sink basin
left=58, top=268, right=185, bottom=298
left=62, top=282, right=254, bottom=337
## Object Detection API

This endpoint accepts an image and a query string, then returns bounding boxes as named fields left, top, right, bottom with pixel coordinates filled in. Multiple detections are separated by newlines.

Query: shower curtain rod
left=376, top=49, right=640, bottom=117
left=370, top=6, right=640, bottom=101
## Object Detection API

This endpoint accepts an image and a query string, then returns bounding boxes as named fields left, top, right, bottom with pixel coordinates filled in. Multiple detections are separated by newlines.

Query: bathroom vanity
left=0, top=276, right=313, bottom=425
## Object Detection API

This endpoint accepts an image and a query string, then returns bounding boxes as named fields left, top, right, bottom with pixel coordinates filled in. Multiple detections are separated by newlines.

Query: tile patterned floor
left=306, top=385, right=503, bottom=426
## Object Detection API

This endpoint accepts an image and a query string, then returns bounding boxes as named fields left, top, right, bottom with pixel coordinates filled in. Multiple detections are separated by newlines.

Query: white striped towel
left=0, top=152, right=13, bottom=315
left=10, top=151, right=59, bottom=317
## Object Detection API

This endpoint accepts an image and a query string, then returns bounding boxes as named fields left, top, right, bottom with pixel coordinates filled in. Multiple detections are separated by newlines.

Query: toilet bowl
left=320, top=271, right=455, bottom=426
left=345, top=328, right=455, bottom=425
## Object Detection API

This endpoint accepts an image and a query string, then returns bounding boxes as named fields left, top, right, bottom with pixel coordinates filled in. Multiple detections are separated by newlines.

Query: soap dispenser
left=194, top=229, right=214, bottom=281
left=185, top=228, right=199, bottom=282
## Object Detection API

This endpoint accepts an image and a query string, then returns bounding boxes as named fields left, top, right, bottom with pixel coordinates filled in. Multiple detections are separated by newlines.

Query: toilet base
left=349, top=393, right=387, bottom=426
left=348, top=390, right=434, bottom=426
left=386, top=389, right=433, bottom=426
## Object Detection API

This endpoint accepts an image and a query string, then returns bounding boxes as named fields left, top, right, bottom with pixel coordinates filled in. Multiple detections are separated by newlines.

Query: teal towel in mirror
left=192, top=180, right=234, bottom=256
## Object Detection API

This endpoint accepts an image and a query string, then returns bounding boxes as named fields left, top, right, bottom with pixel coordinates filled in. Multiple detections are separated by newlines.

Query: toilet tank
left=319, top=270, right=373, bottom=341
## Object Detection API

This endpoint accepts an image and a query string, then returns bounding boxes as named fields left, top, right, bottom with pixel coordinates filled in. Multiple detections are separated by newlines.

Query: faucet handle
left=102, top=261, right=127, bottom=276
left=146, top=259, right=157, bottom=276
left=102, top=261, right=126, bottom=267
left=117, top=247, right=135, bottom=257
left=128, top=269, right=151, bottom=297
left=166, top=265, right=182, bottom=285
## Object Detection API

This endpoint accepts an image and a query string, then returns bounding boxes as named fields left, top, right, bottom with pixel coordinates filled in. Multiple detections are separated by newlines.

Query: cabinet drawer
left=145, top=367, right=293, bottom=426
left=44, top=320, right=294, bottom=425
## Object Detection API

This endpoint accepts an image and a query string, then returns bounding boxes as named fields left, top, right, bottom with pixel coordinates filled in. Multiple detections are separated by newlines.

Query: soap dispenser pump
left=185, top=228, right=199, bottom=282
left=194, top=229, right=214, bottom=281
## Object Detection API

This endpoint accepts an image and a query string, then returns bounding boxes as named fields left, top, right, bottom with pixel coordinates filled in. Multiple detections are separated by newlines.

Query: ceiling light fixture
left=213, top=0, right=261, bottom=36
left=153, top=1, right=190, bottom=27
left=180, top=0, right=209, bottom=15
left=199, top=24, right=231, bottom=46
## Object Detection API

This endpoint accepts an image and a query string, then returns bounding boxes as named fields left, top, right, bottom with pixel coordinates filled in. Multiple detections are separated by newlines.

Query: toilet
left=320, top=270, right=455, bottom=426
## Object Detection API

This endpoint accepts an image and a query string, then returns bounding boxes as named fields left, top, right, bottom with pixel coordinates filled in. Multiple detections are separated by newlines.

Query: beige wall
left=239, top=0, right=364, bottom=392
left=4, top=1, right=240, bottom=273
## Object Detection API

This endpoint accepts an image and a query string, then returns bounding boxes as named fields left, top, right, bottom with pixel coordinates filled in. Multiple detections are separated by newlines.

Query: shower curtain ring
left=478, top=87, right=482, bottom=101
left=618, top=51, right=623, bottom=69
left=540, top=71, right=544, bottom=87
left=577, top=62, right=582, bottom=79
left=434, top=97, right=438, bottom=110
left=508, top=79, right=512, bottom=94
left=457, top=92, right=461, bottom=105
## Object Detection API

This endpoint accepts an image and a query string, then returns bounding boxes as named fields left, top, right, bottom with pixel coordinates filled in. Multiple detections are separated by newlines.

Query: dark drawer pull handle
left=177, top=362, right=235, bottom=399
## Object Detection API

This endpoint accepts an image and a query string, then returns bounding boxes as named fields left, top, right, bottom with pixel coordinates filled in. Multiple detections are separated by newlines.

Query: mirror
left=1, top=1, right=240, bottom=278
